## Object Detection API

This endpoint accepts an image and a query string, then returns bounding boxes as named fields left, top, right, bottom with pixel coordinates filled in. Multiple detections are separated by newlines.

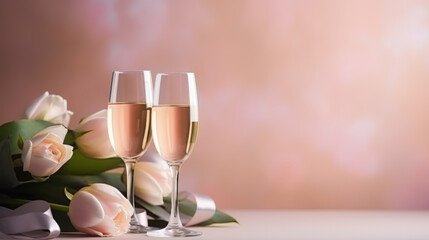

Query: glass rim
left=156, top=72, right=195, bottom=75
left=113, top=70, right=151, bottom=74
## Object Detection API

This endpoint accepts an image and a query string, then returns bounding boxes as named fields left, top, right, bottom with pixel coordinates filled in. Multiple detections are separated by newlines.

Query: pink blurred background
left=2, top=0, right=429, bottom=210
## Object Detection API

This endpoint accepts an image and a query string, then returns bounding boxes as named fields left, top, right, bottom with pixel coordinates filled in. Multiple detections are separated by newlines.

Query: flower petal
left=24, top=91, right=49, bottom=119
left=89, top=216, right=120, bottom=237
left=112, top=207, right=131, bottom=234
left=21, top=140, right=33, bottom=172
left=50, top=111, right=73, bottom=127
left=137, top=161, right=172, bottom=195
left=43, top=95, right=68, bottom=121
left=74, top=109, right=116, bottom=159
left=35, top=125, right=68, bottom=141
left=74, top=225, right=104, bottom=237
left=135, top=167, right=164, bottom=205
left=26, top=156, right=59, bottom=177
left=76, top=109, right=107, bottom=129
left=89, top=183, right=126, bottom=201
left=50, top=144, right=74, bottom=173
left=30, top=133, right=50, bottom=146
left=68, top=190, right=104, bottom=228
left=87, top=184, right=133, bottom=217
left=63, top=144, right=74, bottom=161
left=75, top=117, right=116, bottom=158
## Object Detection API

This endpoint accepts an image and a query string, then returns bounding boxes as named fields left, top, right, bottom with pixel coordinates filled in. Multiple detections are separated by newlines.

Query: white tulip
left=25, top=91, right=73, bottom=127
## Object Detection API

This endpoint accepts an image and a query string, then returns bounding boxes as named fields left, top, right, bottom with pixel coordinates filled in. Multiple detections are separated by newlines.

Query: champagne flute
left=148, top=72, right=201, bottom=237
left=107, top=70, right=153, bottom=233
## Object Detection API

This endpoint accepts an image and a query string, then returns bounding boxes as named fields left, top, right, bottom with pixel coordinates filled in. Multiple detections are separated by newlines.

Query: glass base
left=129, top=224, right=158, bottom=233
left=147, top=226, right=202, bottom=237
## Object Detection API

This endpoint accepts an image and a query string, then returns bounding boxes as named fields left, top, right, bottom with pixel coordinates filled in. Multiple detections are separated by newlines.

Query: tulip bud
left=74, top=109, right=116, bottom=159
left=134, top=153, right=172, bottom=205
left=25, top=91, right=73, bottom=127
left=68, top=183, right=133, bottom=237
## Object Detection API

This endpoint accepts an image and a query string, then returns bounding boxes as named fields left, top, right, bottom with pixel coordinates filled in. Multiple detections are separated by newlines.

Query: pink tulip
left=134, top=153, right=172, bottom=205
left=22, top=125, right=73, bottom=177
left=68, top=183, right=133, bottom=237
left=74, top=109, right=116, bottom=159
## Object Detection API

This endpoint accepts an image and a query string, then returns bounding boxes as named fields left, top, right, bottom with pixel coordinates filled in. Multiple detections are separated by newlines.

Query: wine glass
left=148, top=72, right=201, bottom=237
left=107, top=70, right=154, bottom=233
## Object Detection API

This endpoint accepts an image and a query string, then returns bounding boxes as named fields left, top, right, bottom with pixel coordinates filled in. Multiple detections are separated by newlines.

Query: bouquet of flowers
left=0, top=92, right=236, bottom=237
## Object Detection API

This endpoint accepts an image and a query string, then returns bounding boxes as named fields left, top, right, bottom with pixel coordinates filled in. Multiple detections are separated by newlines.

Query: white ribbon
left=135, top=208, right=148, bottom=227
left=0, top=200, right=60, bottom=239
left=179, top=191, right=216, bottom=226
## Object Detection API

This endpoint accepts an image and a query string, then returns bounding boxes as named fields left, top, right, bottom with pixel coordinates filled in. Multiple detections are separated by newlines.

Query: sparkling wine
left=107, top=102, right=151, bottom=160
left=152, top=105, right=198, bottom=162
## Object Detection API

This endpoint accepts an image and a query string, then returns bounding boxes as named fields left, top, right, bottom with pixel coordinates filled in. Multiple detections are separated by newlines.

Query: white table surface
left=57, top=210, right=429, bottom=240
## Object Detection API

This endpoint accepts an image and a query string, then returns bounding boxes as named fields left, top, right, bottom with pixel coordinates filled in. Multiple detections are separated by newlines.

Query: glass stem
left=124, top=160, right=139, bottom=228
left=168, top=164, right=183, bottom=228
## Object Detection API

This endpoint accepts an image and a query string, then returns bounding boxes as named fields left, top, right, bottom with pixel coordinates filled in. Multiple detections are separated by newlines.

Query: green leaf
left=197, top=208, right=238, bottom=226
left=0, top=120, right=54, bottom=155
left=0, top=139, right=19, bottom=189
left=14, top=164, right=34, bottom=182
left=136, top=196, right=238, bottom=226
left=136, top=198, right=170, bottom=221
left=64, top=187, right=74, bottom=201
left=56, top=149, right=123, bottom=175
left=4, top=173, right=125, bottom=206
left=5, top=177, right=71, bottom=205
left=63, top=130, right=76, bottom=146
left=0, top=195, right=69, bottom=212
left=52, top=207, right=76, bottom=232
left=72, top=129, right=91, bottom=139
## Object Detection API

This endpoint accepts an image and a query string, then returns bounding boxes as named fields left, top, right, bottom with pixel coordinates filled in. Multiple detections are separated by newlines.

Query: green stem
left=49, top=202, right=69, bottom=212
